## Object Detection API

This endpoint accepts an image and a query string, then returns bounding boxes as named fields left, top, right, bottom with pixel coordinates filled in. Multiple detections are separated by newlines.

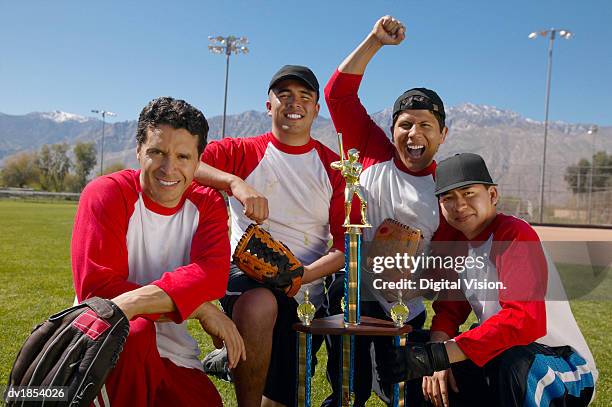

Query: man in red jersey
left=71, top=96, right=245, bottom=406
left=322, top=16, right=450, bottom=405
left=195, top=65, right=346, bottom=407
left=379, top=153, right=597, bottom=407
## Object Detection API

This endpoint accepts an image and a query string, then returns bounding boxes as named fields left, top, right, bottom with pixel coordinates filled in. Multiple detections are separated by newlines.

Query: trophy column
left=294, top=135, right=412, bottom=407
left=296, top=290, right=316, bottom=407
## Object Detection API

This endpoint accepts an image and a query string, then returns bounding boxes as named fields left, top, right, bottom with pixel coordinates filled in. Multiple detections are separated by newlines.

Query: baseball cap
left=392, top=88, right=445, bottom=122
left=435, top=153, right=496, bottom=196
left=268, top=65, right=320, bottom=100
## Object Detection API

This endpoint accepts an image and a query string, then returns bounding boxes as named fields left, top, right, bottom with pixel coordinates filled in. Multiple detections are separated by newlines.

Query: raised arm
left=325, top=16, right=405, bottom=159
left=339, top=15, right=405, bottom=75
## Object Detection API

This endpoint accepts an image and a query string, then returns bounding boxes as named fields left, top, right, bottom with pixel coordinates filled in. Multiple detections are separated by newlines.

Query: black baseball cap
left=268, top=65, right=320, bottom=100
left=435, top=153, right=496, bottom=196
left=393, top=88, right=445, bottom=123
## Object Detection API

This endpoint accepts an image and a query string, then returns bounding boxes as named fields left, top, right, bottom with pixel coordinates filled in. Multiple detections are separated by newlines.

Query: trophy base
left=293, top=314, right=412, bottom=336
left=343, top=223, right=372, bottom=228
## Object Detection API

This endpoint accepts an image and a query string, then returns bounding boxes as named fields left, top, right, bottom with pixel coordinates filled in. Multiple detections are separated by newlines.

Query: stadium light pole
left=587, top=125, right=599, bottom=224
left=208, top=35, right=249, bottom=138
left=91, top=109, right=117, bottom=176
left=529, top=28, right=573, bottom=222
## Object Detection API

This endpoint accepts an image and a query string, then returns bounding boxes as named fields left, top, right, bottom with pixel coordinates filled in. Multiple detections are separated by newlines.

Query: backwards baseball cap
left=435, top=153, right=496, bottom=196
left=393, top=88, right=446, bottom=127
left=268, top=65, right=320, bottom=100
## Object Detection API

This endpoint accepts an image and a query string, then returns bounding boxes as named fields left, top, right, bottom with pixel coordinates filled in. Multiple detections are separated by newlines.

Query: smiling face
left=392, top=109, right=447, bottom=172
left=266, top=79, right=320, bottom=141
left=137, top=124, right=200, bottom=208
left=439, top=184, right=498, bottom=239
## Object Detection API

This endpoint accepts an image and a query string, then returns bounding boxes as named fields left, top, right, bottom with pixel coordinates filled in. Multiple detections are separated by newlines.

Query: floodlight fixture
left=528, top=28, right=573, bottom=222
left=208, top=35, right=249, bottom=138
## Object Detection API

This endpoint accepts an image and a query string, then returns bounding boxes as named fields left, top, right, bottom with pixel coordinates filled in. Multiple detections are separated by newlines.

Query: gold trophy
left=294, top=133, right=413, bottom=407
left=333, top=133, right=372, bottom=405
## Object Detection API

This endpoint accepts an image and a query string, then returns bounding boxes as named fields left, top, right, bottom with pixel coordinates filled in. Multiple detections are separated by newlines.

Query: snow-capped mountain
left=39, top=111, right=91, bottom=124
left=1, top=106, right=610, bottom=204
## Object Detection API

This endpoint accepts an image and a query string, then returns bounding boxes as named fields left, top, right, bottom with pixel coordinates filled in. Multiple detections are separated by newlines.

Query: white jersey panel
left=126, top=196, right=204, bottom=371
left=537, top=251, right=598, bottom=381
left=228, top=141, right=333, bottom=307
left=360, top=160, right=439, bottom=243
left=359, top=159, right=439, bottom=319
left=464, top=239, right=597, bottom=381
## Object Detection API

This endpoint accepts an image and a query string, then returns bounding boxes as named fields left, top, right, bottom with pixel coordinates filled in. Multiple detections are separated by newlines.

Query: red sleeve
left=454, top=219, right=548, bottom=366
left=201, top=138, right=242, bottom=174
left=71, top=173, right=142, bottom=303
left=431, top=298, right=472, bottom=339
left=152, top=188, right=230, bottom=322
left=324, top=69, right=394, bottom=165
left=201, top=135, right=268, bottom=182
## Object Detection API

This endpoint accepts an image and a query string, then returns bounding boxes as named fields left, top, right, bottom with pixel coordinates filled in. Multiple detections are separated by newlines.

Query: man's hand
left=229, top=177, right=269, bottom=224
left=371, top=15, right=406, bottom=46
left=377, top=342, right=450, bottom=383
left=422, top=369, right=459, bottom=407
left=338, top=15, right=406, bottom=74
left=195, top=302, right=246, bottom=369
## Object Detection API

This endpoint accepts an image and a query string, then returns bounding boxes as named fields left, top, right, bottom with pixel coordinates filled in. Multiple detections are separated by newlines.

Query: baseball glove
left=4, top=297, right=129, bottom=407
left=233, top=224, right=304, bottom=297
left=364, top=219, right=424, bottom=302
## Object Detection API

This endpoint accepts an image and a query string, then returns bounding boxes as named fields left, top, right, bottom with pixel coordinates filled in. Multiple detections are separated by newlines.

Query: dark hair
left=390, top=110, right=445, bottom=136
left=136, top=97, right=209, bottom=155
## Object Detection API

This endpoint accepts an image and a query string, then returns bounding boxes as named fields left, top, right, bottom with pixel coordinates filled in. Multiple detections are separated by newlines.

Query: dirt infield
left=534, top=225, right=612, bottom=241
left=534, top=225, right=612, bottom=268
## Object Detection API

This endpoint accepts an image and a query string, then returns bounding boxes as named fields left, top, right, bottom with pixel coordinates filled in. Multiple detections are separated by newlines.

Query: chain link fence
left=496, top=164, right=612, bottom=226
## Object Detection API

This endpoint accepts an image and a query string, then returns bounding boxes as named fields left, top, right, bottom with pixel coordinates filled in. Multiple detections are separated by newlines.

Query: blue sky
left=1, top=0, right=611, bottom=125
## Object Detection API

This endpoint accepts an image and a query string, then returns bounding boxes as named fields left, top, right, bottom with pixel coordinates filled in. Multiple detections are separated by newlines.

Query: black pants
left=313, top=274, right=426, bottom=407
left=220, top=264, right=327, bottom=406
left=405, top=340, right=595, bottom=407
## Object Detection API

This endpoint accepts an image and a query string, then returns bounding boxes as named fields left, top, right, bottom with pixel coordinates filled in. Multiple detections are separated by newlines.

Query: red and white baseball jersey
left=71, top=169, right=230, bottom=370
left=430, top=213, right=597, bottom=380
left=325, top=69, right=445, bottom=318
left=202, top=133, right=345, bottom=307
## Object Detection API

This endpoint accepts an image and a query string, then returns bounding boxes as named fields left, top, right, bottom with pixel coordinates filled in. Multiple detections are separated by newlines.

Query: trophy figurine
left=390, top=291, right=410, bottom=328
left=390, top=291, right=410, bottom=406
left=297, top=290, right=316, bottom=326
left=330, top=147, right=371, bottom=228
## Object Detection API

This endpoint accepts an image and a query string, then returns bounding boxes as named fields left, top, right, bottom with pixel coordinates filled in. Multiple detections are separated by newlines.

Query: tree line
left=0, top=142, right=124, bottom=192
left=564, top=151, right=612, bottom=194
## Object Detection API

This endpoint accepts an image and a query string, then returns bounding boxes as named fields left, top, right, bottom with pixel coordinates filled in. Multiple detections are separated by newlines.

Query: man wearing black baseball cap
left=268, top=64, right=320, bottom=100
left=378, top=153, right=597, bottom=406
left=321, top=15, right=449, bottom=406
left=195, top=65, right=346, bottom=406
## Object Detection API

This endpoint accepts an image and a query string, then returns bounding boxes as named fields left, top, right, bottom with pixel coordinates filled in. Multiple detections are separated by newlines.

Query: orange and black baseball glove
left=233, top=224, right=303, bottom=297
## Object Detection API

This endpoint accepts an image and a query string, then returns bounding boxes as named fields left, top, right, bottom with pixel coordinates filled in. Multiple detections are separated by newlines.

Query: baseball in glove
left=4, top=297, right=129, bottom=407
left=233, top=224, right=304, bottom=297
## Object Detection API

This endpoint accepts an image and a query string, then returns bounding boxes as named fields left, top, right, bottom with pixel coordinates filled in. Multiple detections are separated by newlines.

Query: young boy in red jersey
left=380, top=153, right=597, bottom=407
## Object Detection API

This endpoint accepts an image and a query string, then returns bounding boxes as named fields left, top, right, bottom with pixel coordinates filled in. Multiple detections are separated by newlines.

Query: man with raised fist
left=322, top=15, right=450, bottom=406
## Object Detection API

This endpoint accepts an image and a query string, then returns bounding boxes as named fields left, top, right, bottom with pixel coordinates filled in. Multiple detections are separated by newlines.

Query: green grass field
left=0, top=199, right=609, bottom=406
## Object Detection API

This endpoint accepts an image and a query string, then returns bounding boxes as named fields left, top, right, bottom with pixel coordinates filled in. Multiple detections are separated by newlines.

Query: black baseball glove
left=4, top=297, right=129, bottom=406
left=377, top=342, right=450, bottom=383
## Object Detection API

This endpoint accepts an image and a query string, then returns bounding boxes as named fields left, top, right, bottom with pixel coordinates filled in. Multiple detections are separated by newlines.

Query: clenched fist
left=371, top=15, right=406, bottom=46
